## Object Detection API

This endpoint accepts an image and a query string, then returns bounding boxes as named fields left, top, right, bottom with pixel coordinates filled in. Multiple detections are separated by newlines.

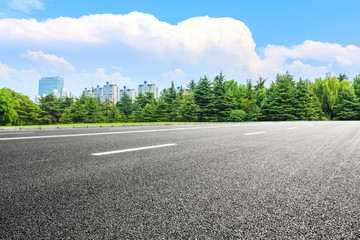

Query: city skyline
left=1, top=1, right=360, bottom=99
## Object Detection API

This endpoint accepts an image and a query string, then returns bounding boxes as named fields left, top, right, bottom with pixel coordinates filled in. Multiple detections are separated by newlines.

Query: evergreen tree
left=292, top=79, right=321, bottom=120
left=212, top=72, right=235, bottom=121
left=187, top=80, right=197, bottom=92
left=117, top=93, right=133, bottom=117
left=194, top=75, right=214, bottom=121
left=261, top=73, right=295, bottom=121
left=39, top=94, right=62, bottom=124
left=179, top=92, right=200, bottom=122
left=143, top=103, right=154, bottom=122
left=333, top=87, right=360, bottom=120
left=129, top=104, right=144, bottom=122
left=153, top=100, right=168, bottom=122
left=108, top=104, right=126, bottom=123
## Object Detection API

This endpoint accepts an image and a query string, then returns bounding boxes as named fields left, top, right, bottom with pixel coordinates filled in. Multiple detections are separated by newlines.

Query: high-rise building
left=138, top=81, right=158, bottom=98
left=35, top=77, right=71, bottom=103
left=38, top=77, right=64, bottom=97
left=84, top=82, right=120, bottom=103
left=119, top=86, right=137, bottom=101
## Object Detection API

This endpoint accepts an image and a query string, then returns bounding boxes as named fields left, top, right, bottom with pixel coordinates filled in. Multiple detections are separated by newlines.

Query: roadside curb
left=0, top=122, right=217, bottom=131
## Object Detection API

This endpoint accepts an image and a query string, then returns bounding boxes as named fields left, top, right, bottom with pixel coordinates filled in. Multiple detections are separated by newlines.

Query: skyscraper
left=38, top=77, right=64, bottom=97
left=35, top=77, right=72, bottom=103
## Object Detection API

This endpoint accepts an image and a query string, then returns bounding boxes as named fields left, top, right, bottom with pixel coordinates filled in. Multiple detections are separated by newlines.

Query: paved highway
left=1, top=121, right=359, bottom=239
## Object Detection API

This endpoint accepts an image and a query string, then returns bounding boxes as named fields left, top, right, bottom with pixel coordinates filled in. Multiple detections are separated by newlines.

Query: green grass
left=0, top=122, right=200, bottom=128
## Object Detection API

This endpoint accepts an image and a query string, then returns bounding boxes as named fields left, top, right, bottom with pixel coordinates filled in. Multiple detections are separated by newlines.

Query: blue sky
left=1, top=0, right=360, bottom=98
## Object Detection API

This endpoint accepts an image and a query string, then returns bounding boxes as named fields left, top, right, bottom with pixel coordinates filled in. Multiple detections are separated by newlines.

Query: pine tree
left=179, top=92, right=200, bottom=122
left=212, top=72, right=235, bottom=121
left=117, top=93, right=133, bottom=117
left=261, top=73, right=295, bottom=121
left=194, top=75, right=214, bottom=121
left=333, top=87, right=360, bottom=120
left=292, top=79, right=321, bottom=120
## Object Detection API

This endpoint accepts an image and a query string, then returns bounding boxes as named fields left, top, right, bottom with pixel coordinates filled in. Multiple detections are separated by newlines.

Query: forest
left=1, top=72, right=360, bottom=126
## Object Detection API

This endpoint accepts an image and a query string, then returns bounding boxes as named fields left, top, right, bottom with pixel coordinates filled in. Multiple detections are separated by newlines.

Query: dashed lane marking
left=244, top=132, right=266, bottom=136
left=92, top=143, right=177, bottom=156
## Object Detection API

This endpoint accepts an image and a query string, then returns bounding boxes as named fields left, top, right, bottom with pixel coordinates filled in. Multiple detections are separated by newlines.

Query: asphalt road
left=1, top=121, right=359, bottom=239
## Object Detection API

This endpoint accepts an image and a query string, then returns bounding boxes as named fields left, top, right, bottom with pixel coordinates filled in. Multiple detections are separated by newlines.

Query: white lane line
left=287, top=127, right=298, bottom=130
left=308, top=125, right=313, bottom=127
left=92, top=143, right=177, bottom=156
left=0, top=132, right=34, bottom=135
left=0, top=125, right=248, bottom=141
left=244, top=131, right=266, bottom=136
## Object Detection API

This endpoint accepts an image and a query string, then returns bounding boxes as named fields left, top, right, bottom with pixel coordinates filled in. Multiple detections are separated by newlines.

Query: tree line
left=1, top=72, right=360, bottom=126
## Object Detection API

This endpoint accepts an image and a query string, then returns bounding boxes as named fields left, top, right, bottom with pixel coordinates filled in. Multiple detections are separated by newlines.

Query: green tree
left=38, top=94, right=62, bottom=124
left=179, top=92, right=200, bottom=122
left=228, top=110, right=247, bottom=122
left=333, top=86, right=360, bottom=120
left=194, top=75, right=214, bottom=121
left=225, top=80, right=246, bottom=109
left=0, top=88, right=18, bottom=125
left=292, top=79, right=321, bottom=120
left=117, top=93, right=133, bottom=118
left=143, top=103, right=154, bottom=122
left=352, top=75, right=360, bottom=99
left=261, top=73, right=295, bottom=121
left=187, top=80, right=197, bottom=92
left=212, top=72, right=235, bottom=121
left=311, top=77, right=340, bottom=119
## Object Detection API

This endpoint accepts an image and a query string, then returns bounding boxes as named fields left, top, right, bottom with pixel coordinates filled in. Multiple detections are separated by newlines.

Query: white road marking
left=0, top=132, right=34, bottom=135
left=92, top=143, right=177, bottom=156
left=287, top=127, right=298, bottom=130
left=244, top=132, right=266, bottom=136
left=308, top=125, right=313, bottom=127
left=0, top=125, right=248, bottom=141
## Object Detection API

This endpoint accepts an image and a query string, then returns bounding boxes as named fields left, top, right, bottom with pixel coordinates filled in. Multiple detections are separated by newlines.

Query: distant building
left=35, top=77, right=72, bottom=103
left=84, top=87, right=94, bottom=97
left=38, top=77, right=64, bottom=96
left=119, top=86, right=137, bottom=101
left=84, top=82, right=120, bottom=104
left=138, top=81, right=158, bottom=98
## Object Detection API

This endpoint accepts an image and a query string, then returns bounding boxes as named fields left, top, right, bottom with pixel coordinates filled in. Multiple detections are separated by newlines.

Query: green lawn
left=0, top=122, right=201, bottom=128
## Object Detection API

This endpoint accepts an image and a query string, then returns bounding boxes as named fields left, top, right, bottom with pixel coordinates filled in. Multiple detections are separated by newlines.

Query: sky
left=1, top=0, right=360, bottom=99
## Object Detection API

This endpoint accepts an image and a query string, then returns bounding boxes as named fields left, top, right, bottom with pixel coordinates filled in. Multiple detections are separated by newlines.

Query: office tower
left=38, top=77, right=64, bottom=97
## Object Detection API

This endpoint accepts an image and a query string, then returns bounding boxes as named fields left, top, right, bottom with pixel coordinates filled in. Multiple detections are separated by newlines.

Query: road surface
left=1, top=121, right=359, bottom=239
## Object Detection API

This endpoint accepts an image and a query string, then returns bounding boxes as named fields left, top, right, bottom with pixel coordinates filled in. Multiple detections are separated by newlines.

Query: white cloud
left=80, top=68, right=132, bottom=87
left=8, top=0, right=44, bottom=13
left=0, top=12, right=360, bottom=90
left=162, top=68, right=187, bottom=79
left=0, top=61, right=16, bottom=78
left=23, top=50, right=75, bottom=71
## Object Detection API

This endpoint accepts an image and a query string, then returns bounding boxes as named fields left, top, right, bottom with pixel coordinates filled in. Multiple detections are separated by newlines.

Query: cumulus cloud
left=8, top=0, right=44, bottom=13
left=0, top=12, right=359, bottom=88
left=162, top=69, right=187, bottom=79
left=23, top=50, right=75, bottom=71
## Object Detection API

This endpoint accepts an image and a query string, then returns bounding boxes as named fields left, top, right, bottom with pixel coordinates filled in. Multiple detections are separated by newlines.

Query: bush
left=228, top=110, right=247, bottom=122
